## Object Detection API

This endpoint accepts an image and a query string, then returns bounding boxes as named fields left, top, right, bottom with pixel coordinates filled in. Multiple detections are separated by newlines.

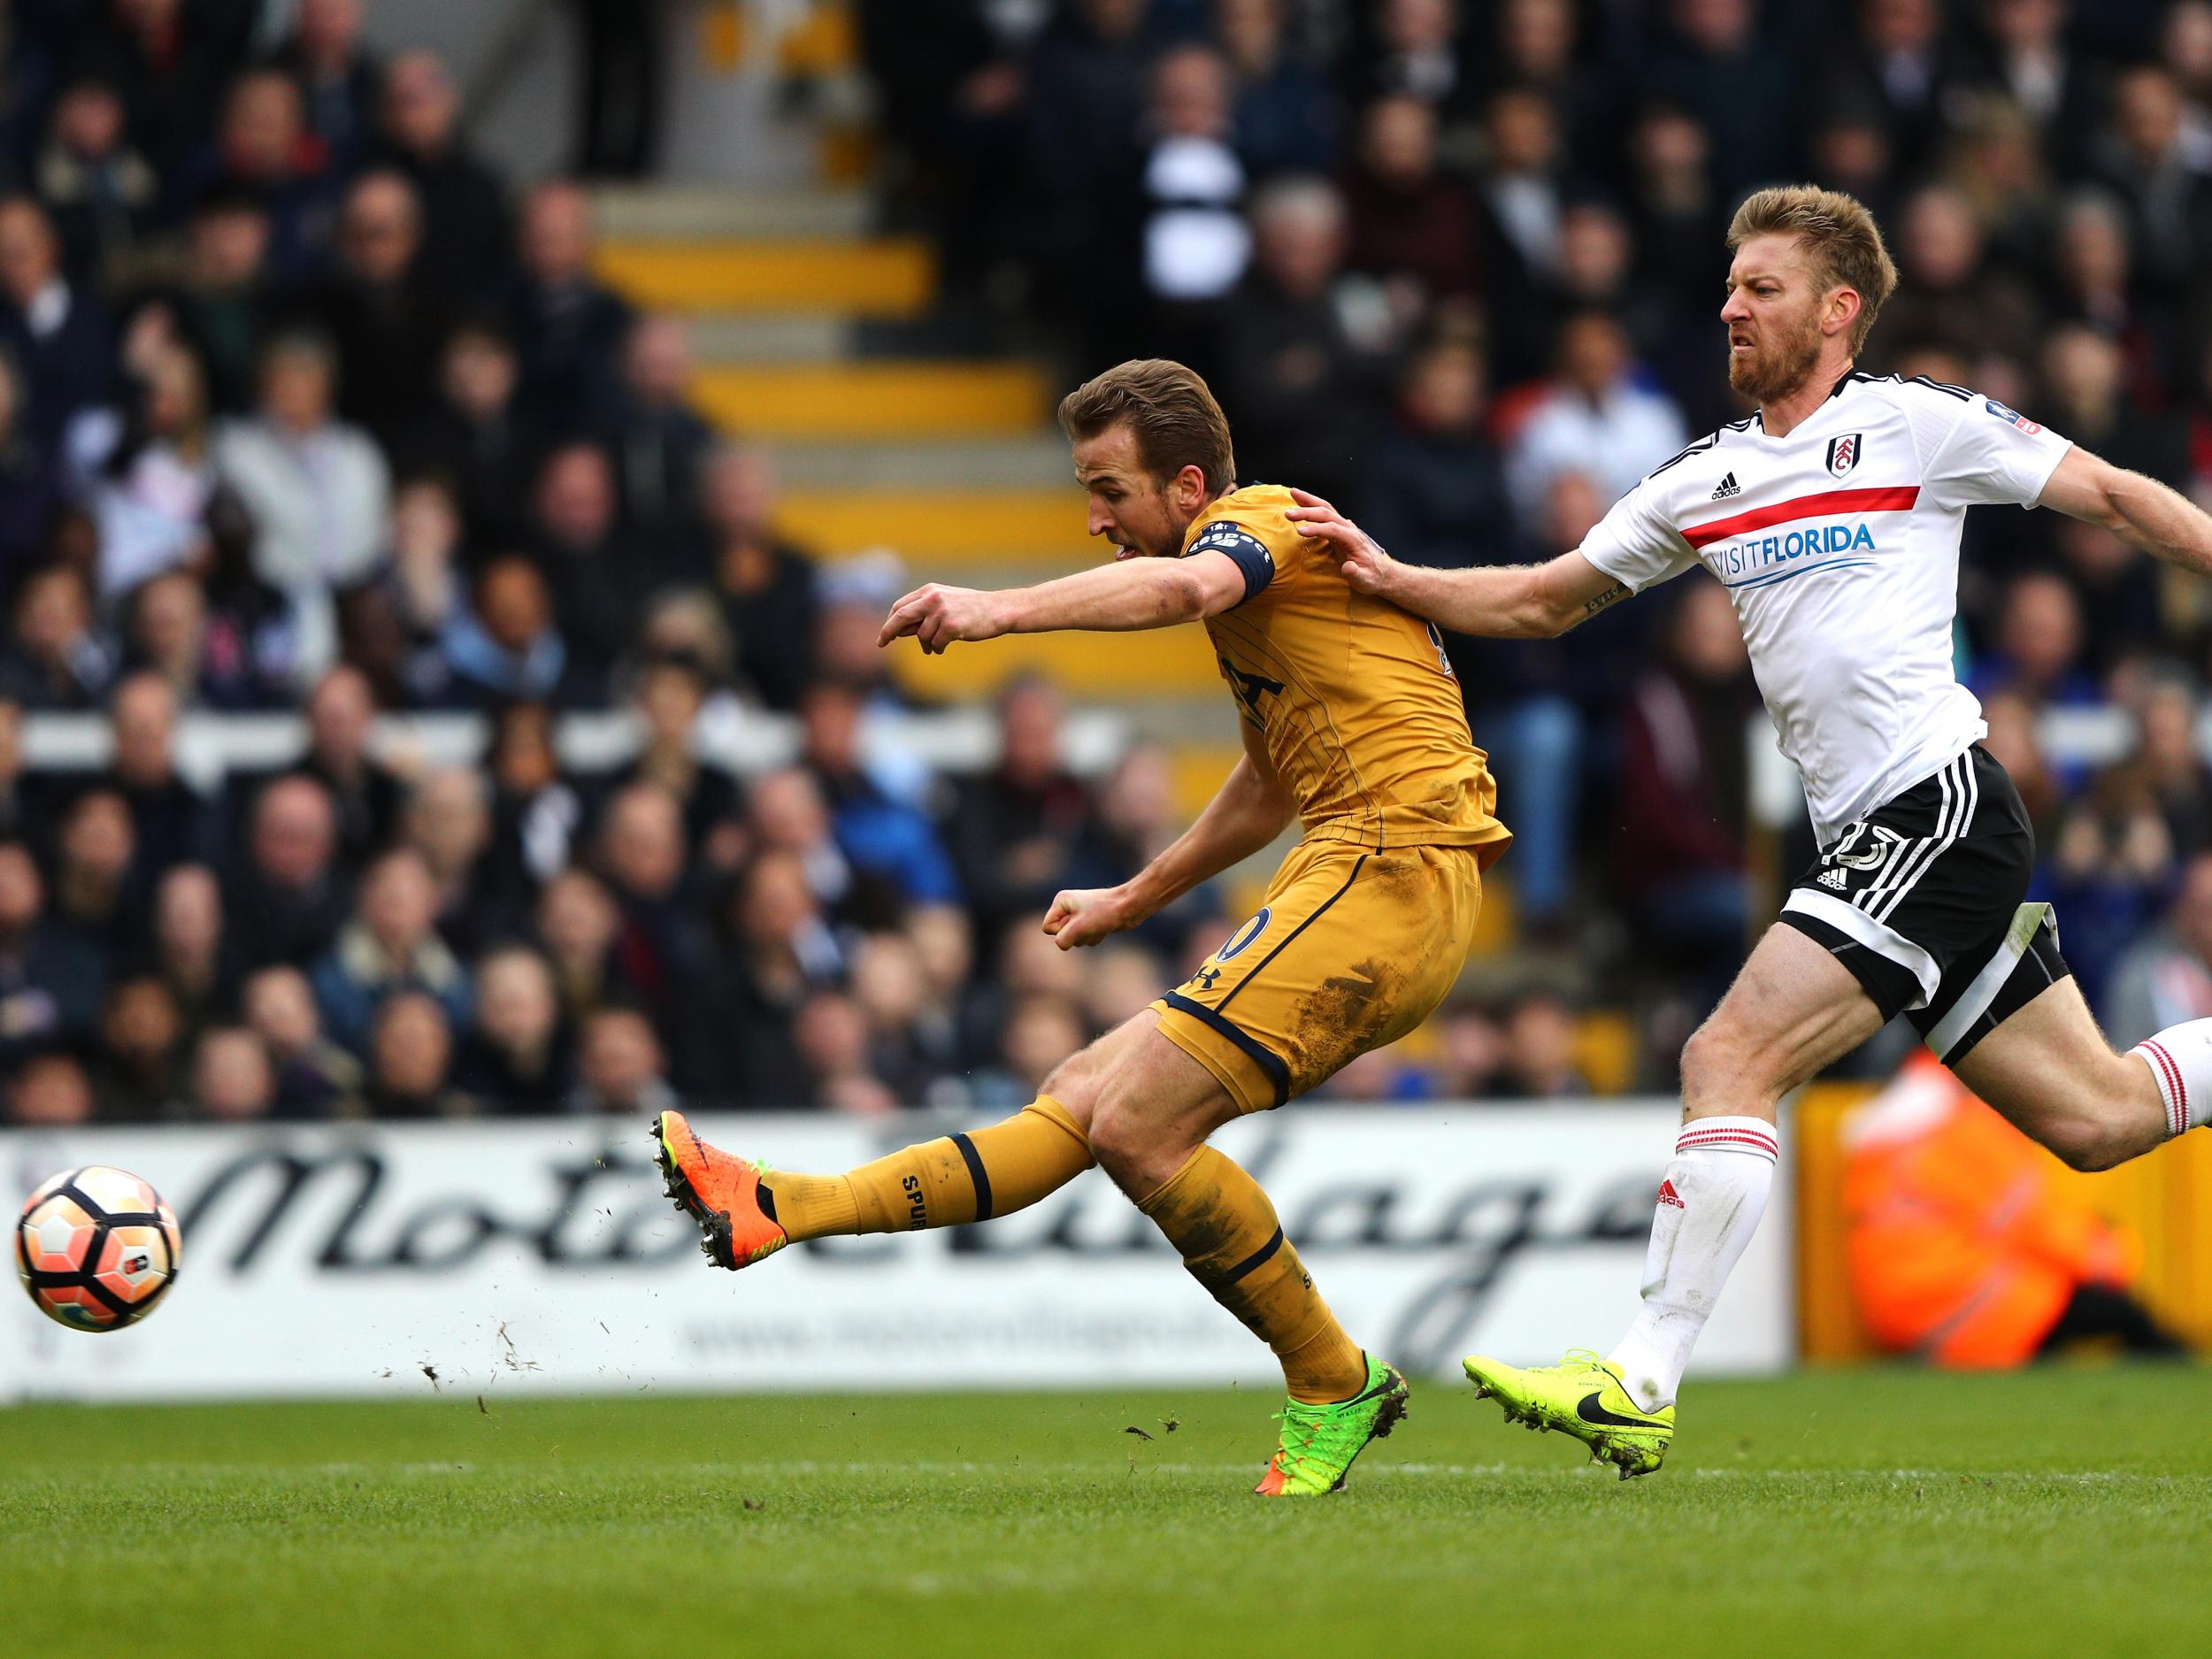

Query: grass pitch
left=3, top=1367, right=2208, bottom=1658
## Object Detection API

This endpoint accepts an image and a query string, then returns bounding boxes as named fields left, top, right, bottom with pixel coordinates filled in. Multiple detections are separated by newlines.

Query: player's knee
left=2039, top=1111, right=2130, bottom=1173
left=1681, top=1013, right=1793, bottom=1112
left=1085, top=1095, right=1147, bottom=1179
left=1087, top=1092, right=1187, bottom=1194
left=1680, top=1019, right=1749, bottom=1098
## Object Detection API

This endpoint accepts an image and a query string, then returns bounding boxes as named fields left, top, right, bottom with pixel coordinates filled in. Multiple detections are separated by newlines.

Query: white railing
left=1747, top=705, right=2155, bottom=833
left=19, top=706, right=1135, bottom=792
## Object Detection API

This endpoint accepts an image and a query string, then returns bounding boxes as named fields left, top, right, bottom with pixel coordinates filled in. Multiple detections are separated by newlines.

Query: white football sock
left=2131, top=1019, right=2212, bottom=1138
left=1606, top=1116, right=1778, bottom=1413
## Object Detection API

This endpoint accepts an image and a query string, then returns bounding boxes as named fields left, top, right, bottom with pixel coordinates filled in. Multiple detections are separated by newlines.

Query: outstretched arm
left=880, top=551, right=1248, bottom=654
left=1042, top=723, right=1295, bottom=949
left=2038, top=447, right=2212, bottom=577
left=1283, top=488, right=1631, bottom=639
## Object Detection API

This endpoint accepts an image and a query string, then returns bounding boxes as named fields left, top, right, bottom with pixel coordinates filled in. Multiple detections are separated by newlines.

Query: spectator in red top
left=1613, top=580, right=1755, bottom=992
left=191, top=67, right=340, bottom=284
left=594, top=778, right=708, bottom=1018
left=1340, top=95, right=1479, bottom=316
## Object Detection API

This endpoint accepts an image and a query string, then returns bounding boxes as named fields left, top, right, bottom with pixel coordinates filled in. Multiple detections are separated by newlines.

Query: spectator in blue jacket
left=799, top=679, right=961, bottom=910
left=309, top=844, right=472, bottom=1054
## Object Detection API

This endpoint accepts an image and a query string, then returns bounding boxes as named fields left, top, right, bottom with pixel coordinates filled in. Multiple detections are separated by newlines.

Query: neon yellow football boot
left=1252, top=1355, right=1409, bottom=1496
left=1463, top=1348, right=1674, bottom=1479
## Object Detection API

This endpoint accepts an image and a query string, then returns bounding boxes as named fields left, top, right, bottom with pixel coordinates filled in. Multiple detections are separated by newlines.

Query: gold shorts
left=1152, top=840, right=1484, bottom=1113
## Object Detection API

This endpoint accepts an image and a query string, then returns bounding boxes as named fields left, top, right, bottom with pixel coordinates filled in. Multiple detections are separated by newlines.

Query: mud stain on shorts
left=1289, top=955, right=1409, bottom=1088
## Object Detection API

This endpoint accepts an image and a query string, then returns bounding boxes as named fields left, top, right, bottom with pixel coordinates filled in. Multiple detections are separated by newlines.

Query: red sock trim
left=2138, top=1040, right=2187, bottom=1139
left=1676, top=1125, right=1779, bottom=1162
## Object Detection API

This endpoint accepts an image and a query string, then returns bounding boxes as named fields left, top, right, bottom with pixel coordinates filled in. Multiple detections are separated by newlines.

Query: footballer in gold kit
left=654, top=358, right=1507, bottom=1497
left=1148, top=480, right=1507, bottom=1113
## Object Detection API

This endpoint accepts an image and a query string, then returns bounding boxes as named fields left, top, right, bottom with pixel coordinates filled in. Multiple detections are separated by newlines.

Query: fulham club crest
left=1825, top=433, right=1863, bottom=477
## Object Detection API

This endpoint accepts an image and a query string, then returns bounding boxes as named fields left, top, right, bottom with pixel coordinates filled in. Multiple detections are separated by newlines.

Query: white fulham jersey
left=1579, top=372, right=2075, bottom=844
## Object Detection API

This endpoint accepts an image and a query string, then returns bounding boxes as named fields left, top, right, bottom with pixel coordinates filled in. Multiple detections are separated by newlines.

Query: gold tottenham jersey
left=1179, top=484, right=1510, bottom=858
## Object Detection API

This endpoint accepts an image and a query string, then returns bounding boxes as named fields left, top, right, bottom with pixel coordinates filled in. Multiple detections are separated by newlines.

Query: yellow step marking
left=595, top=239, right=933, bottom=316
left=777, top=489, right=1091, bottom=561
left=691, top=363, right=1050, bottom=440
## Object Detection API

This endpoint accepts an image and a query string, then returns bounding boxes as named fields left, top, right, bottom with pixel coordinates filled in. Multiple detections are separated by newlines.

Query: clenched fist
left=1041, top=885, right=1144, bottom=949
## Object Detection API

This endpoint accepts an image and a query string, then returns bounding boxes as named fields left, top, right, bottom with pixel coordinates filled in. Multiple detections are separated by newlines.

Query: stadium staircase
left=580, top=1, right=1246, bottom=797
left=574, top=3, right=1614, bottom=1076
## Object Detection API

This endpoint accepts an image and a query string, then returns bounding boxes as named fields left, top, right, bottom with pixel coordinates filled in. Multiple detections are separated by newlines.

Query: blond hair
left=1056, top=359, right=1236, bottom=495
left=1727, top=186, right=1898, bottom=357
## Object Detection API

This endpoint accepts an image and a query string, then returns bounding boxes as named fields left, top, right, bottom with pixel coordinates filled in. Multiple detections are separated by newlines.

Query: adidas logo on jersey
left=1656, top=1179, right=1685, bottom=1210
left=1817, top=867, right=1849, bottom=890
left=1709, top=472, right=1741, bottom=500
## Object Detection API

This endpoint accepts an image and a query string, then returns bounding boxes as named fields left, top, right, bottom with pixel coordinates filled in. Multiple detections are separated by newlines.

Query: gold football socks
left=1138, top=1146, right=1369, bottom=1402
left=758, top=1095, right=1094, bottom=1240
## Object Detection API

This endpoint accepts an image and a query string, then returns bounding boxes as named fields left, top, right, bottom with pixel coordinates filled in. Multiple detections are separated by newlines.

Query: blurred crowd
left=0, top=0, right=1241, bottom=1126
left=19, top=1, right=2212, bottom=1121
left=868, top=0, right=2212, bottom=1066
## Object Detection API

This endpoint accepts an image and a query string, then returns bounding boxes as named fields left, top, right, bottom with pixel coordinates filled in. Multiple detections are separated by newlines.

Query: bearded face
left=1721, top=232, right=1847, bottom=405
left=1726, top=296, right=1825, bottom=401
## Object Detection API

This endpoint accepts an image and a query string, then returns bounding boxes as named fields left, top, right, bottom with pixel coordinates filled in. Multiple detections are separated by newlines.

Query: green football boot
left=1252, top=1355, right=1409, bottom=1496
left=1463, top=1348, right=1674, bottom=1479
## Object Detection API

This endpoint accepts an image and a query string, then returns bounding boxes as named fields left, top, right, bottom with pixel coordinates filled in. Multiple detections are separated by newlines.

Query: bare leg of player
left=1952, top=977, right=2209, bottom=1165
left=1604, top=926, right=1885, bottom=1415
left=1608, top=929, right=2212, bottom=1419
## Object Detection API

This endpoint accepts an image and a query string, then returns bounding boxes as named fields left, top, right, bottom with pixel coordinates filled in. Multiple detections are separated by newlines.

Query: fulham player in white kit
left=1287, top=185, right=2212, bottom=1477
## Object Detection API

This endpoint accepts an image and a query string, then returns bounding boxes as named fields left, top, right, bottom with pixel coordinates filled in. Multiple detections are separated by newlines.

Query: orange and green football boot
left=1462, top=1348, right=1674, bottom=1479
left=1252, top=1355, right=1409, bottom=1496
left=653, top=1110, right=788, bottom=1271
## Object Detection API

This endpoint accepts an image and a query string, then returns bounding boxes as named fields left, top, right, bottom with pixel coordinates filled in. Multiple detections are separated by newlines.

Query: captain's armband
left=1189, top=522, right=1276, bottom=604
